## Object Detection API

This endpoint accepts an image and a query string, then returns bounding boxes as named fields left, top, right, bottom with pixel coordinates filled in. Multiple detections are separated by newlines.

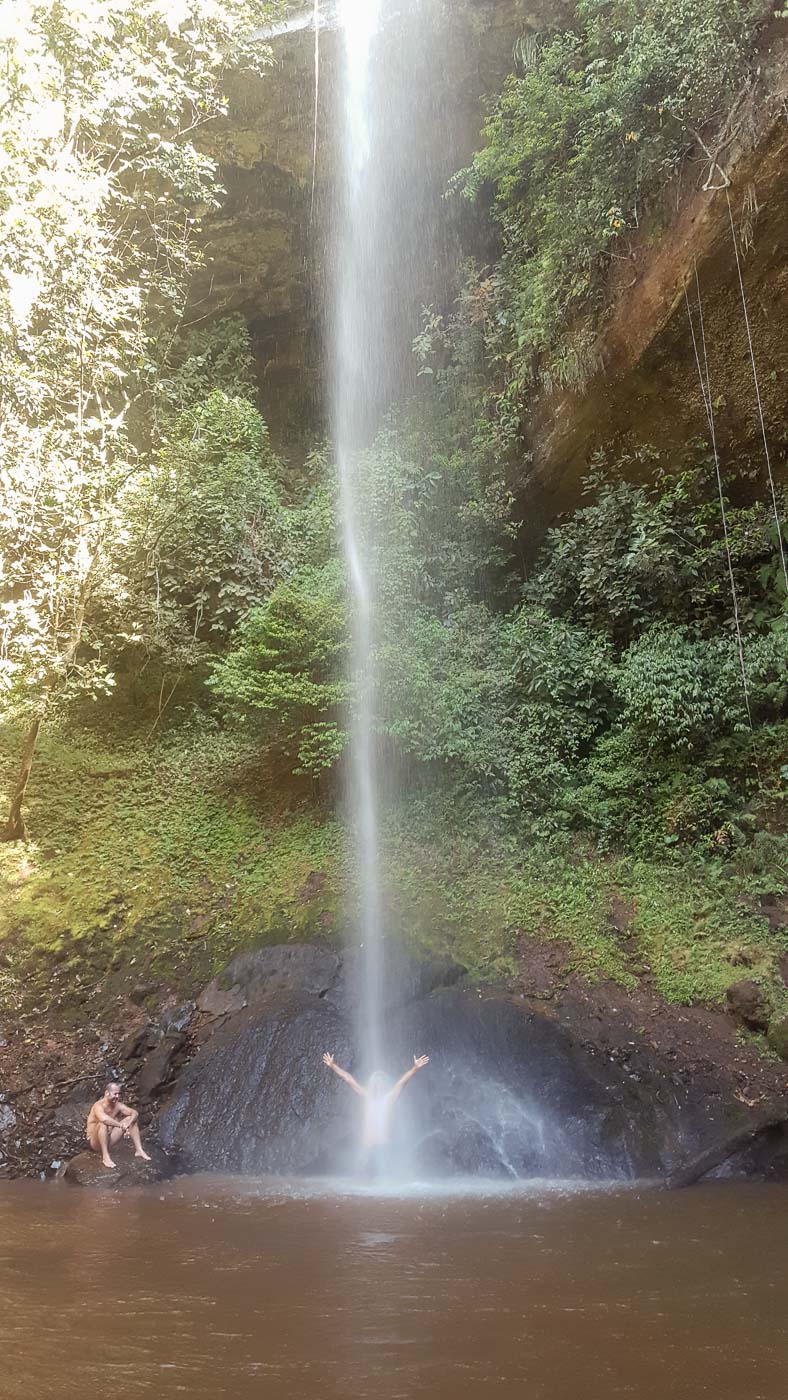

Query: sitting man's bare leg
left=89, top=1122, right=118, bottom=1170
left=125, top=1120, right=151, bottom=1162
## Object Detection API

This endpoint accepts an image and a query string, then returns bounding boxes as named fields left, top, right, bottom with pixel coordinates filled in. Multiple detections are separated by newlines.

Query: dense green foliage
left=451, top=0, right=763, bottom=434
left=2, top=727, right=785, bottom=1021
left=205, top=401, right=787, bottom=862
left=0, top=0, right=279, bottom=831
left=209, top=563, right=350, bottom=779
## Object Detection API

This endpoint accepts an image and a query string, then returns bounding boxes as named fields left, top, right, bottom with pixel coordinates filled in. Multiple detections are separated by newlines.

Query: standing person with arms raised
left=322, top=1052, right=429, bottom=1176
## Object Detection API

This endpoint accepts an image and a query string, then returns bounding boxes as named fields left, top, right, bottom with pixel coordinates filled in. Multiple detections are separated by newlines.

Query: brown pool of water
left=0, top=1177, right=785, bottom=1399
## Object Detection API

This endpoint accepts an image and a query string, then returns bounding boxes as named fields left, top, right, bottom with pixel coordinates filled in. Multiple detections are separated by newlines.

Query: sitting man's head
left=104, top=1082, right=121, bottom=1105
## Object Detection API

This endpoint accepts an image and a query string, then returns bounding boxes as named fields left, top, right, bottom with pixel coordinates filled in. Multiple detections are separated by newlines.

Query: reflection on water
left=0, top=1178, right=786, bottom=1399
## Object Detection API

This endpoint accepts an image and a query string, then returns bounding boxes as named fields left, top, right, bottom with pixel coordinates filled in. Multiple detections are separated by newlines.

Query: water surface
left=0, top=1178, right=785, bottom=1399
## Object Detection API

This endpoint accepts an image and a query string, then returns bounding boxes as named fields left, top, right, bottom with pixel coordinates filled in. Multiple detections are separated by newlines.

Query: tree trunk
left=2, top=715, right=42, bottom=843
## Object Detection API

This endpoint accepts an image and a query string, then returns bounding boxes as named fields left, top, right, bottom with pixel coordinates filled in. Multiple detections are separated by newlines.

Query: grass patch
left=0, top=723, right=348, bottom=1012
left=2, top=727, right=785, bottom=1022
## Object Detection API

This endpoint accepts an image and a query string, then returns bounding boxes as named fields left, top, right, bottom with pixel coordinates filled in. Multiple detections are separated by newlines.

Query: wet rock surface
left=155, top=943, right=786, bottom=1183
left=198, top=944, right=341, bottom=1020
left=57, top=1142, right=176, bottom=1189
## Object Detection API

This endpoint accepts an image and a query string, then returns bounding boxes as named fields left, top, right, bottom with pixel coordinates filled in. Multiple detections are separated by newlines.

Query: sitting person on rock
left=86, top=1082, right=151, bottom=1170
left=322, top=1052, right=429, bottom=1175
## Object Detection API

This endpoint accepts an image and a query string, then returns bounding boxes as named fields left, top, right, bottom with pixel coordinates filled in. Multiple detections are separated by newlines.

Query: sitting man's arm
left=322, top=1052, right=366, bottom=1096
left=116, top=1102, right=138, bottom=1129
left=94, top=1104, right=122, bottom=1127
left=389, top=1055, right=430, bottom=1103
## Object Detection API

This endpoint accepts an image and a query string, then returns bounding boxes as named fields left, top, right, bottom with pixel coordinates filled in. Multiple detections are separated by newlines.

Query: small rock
left=725, top=979, right=770, bottom=1031
left=766, top=1016, right=788, bottom=1061
left=119, top=1025, right=157, bottom=1063
left=129, top=982, right=160, bottom=1007
left=52, top=1100, right=93, bottom=1133
left=0, top=1104, right=17, bottom=1133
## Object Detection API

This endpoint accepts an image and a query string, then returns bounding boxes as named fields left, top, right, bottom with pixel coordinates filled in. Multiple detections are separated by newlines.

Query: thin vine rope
left=725, top=188, right=788, bottom=595
left=684, top=262, right=754, bottom=733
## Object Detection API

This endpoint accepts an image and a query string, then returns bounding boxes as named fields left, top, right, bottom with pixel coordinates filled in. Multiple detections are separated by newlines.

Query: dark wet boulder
left=665, top=1112, right=788, bottom=1187
left=57, top=1142, right=176, bottom=1189
left=415, top=1123, right=514, bottom=1178
left=154, top=944, right=779, bottom=1184
left=725, top=979, right=770, bottom=1031
left=158, top=995, right=356, bottom=1174
left=156, top=975, right=683, bottom=1180
left=119, top=1024, right=158, bottom=1064
left=52, top=1100, right=92, bottom=1133
left=327, top=945, right=464, bottom=1015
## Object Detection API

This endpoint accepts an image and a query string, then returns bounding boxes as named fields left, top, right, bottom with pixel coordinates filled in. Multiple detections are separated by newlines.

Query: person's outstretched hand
left=413, top=1055, right=429, bottom=1070
left=323, top=1052, right=335, bottom=1069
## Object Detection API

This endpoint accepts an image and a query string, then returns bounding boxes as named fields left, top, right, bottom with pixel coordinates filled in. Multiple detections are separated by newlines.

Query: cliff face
left=197, top=3, right=788, bottom=507
left=529, top=21, right=788, bottom=515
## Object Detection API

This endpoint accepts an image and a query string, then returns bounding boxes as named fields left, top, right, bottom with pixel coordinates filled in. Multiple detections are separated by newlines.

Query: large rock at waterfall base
left=156, top=941, right=698, bottom=1180
left=155, top=942, right=787, bottom=1184
left=57, top=1142, right=176, bottom=1189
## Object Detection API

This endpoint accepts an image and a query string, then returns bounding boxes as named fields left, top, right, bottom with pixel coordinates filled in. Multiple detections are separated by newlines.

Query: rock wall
left=528, top=20, right=788, bottom=517
left=154, top=944, right=783, bottom=1182
left=195, top=2, right=788, bottom=515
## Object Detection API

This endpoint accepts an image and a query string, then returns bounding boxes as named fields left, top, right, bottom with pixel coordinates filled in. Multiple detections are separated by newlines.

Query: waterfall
left=331, top=0, right=450, bottom=1104
left=332, top=0, right=386, bottom=1077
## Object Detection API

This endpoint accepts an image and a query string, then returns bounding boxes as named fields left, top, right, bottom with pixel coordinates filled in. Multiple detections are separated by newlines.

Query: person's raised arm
left=322, top=1052, right=366, bottom=1096
left=389, top=1054, right=429, bottom=1102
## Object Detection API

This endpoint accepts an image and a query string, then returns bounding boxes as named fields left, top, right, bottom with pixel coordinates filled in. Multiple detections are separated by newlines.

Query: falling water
left=328, top=2, right=568, bottom=1182
left=332, top=0, right=386, bottom=1076
left=331, top=0, right=458, bottom=1093
left=332, top=0, right=446, bottom=1082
